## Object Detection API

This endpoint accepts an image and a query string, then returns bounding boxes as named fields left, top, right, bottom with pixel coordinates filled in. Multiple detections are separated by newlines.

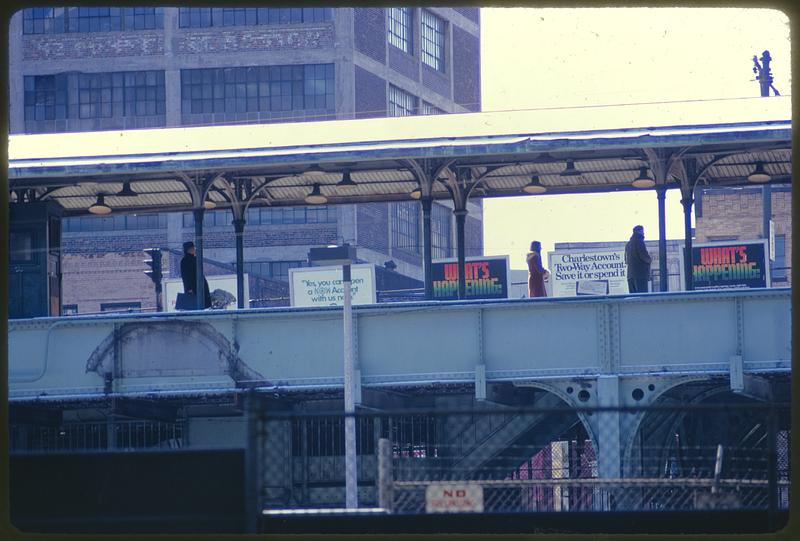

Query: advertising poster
left=430, top=256, right=510, bottom=300
left=163, top=274, right=249, bottom=311
left=289, top=264, right=376, bottom=307
left=691, top=240, right=769, bottom=290
left=548, top=249, right=628, bottom=297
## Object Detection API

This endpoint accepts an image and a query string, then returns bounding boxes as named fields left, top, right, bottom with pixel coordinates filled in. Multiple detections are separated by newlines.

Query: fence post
left=767, top=407, right=778, bottom=530
left=378, top=438, right=393, bottom=513
left=244, top=390, right=260, bottom=534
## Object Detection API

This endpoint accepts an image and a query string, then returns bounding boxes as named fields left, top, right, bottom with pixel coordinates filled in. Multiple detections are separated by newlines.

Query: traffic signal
left=143, top=248, right=163, bottom=291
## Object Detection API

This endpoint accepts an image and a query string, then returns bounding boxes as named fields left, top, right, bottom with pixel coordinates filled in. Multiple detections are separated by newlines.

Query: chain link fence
left=255, top=401, right=789, bottom=526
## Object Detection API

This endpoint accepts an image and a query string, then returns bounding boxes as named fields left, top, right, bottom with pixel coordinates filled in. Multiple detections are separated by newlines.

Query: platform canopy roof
left=7, top=96, right=792, bottom=217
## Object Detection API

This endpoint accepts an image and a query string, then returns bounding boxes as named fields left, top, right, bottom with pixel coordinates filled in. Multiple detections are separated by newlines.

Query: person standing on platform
left=180, top=241, right=212, bottom=308
left=527, top=240, right=550, bottom=297
left=625, top=225, right=652, bottom=293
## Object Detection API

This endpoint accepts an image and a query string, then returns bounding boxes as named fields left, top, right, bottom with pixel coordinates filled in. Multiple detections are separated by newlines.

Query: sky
left=478, top=7, right=791, bottom=269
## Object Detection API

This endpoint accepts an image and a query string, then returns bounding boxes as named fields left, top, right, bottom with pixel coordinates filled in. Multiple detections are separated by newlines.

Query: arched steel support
left=441, top=165, right=500, bottom=299
left=176, top=172, right=224, bottom=309
left=642, top=148, right=689, bottom=292
left=403, top=159, right=456, bottom=299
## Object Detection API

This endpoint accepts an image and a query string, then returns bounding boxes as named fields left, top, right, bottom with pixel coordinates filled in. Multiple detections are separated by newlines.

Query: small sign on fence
left=425, top=483, right=484, bottom=513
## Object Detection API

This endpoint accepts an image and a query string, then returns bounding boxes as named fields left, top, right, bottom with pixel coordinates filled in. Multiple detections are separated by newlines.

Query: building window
left=393, top=202, right=421, bottom=254
left=772, top=234, right=787, bottom=282
left=62, top=304, right=78, bottom=316
left=23, top=7, right=163, bottom=34
left=244, top=261, right=306, bottom=282
left=432, top=203, right=452, bottom=259
left=181, top=64, right=334, bottom=116
left=100, top=302, right=141, bottom=313
left=78, top=73, right=113, bottom=118
left=63, top=213, right=166, bottom=232
left=388, top=7, right=412, bottom=53
left=9, top=231, right=36, bottom=263
left=184, top=206, right=337, bottom=228
left=421, top=101, right=444, bottom=115
left=388, top=85, right=417, bottom=117
left=178, top=7, right=331, bottom=28
left=420, top=10, right=445, bottom=71
left=24, top=75, right=68, bottom=122
left=181, top=209, right=230, bottom=228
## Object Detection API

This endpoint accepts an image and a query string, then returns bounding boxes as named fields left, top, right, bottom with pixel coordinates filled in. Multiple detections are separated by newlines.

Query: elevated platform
left=8, top=288, right=791, bottom=403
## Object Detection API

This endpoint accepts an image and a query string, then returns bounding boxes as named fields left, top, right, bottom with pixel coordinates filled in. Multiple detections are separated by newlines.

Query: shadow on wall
left=86, top=320, right=266, bottom=386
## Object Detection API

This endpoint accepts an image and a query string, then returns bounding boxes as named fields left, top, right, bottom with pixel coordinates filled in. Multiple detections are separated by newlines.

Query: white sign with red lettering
left=425, top=483, right=484, bottom=513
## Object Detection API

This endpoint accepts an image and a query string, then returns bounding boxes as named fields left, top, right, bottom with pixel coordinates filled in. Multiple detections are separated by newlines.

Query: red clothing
left=527, top=251, right=548, bottom=297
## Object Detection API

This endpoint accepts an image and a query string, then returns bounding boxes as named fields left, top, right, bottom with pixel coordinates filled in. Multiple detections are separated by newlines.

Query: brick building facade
left=9, top=7, right=483, bottom=313
left=694, top=185, right=791, bottom=286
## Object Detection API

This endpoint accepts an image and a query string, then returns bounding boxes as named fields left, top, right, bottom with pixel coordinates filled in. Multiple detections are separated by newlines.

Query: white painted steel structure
left=8, top=288, right=790, bottom=402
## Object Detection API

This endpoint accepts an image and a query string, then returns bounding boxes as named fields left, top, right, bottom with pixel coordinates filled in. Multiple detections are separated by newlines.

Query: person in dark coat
left=180, top=241, right=211, bottom=308
left=625, top=225, right=652, bottom=293
left=526, top=240, right=550, bottom=298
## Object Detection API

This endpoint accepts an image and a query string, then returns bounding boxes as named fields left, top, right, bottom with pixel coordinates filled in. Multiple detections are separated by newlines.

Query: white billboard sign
left=289, top=264, right=376, bottom=307
left=548, top=249, right=628, bottom=297
left=164, top=273, right=249, bottom=311
left=425, top=483, right=484, bottom=513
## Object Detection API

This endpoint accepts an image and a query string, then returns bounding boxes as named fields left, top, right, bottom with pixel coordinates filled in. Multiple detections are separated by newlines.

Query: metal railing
left=9, top=419, right=185, bottom=453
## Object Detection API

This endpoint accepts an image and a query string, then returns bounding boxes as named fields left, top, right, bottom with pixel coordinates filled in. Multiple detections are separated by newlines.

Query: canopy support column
left=234, top=218, right=246, bottom=309
left=421, top=197, right=434, bottom=300
left=193, top=208, right=206, bottom=309
left=455, top=209, right=468, bottom=300
left=762, top=184, right=772, bottom=253
left=681, top=196, right=694, bottom=291
left=656, top=186, right=668, bottom=291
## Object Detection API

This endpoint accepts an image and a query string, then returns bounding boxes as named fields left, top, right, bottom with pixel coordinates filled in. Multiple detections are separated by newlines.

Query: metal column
left=244, top=391, right=260, bottom=533
left=421, top=197, right=433, bottom=300
left=454, top=209, right=467, bottom=300
left=763, top=184, right=772, bottom=253
left=233, top=218, right=246, bottom=309
left=681, top=196, right=694, bottom=291
left=342, top=263, right=358, bottom=508
left=193, top=208, right=206, bottom=309
left=656, top=186, right=668, bottom=291
left=596, top=375, right=621, bottom=511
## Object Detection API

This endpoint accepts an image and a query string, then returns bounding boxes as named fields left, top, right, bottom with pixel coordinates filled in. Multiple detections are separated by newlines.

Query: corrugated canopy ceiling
left=7, top=96, right=792, bottom=216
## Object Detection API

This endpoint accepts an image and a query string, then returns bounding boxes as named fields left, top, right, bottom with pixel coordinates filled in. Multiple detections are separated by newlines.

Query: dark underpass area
left=10, top=450, right=245, bottom=533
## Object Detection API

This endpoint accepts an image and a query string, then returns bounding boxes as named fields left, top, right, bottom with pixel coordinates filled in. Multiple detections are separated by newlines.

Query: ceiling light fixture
left=336, top=171, right=357, bottom=187
left=203, top=193, right=217, bottom=209
left=631, top=167, right=656, bottom=189
left=116, top=181, right=139, bottom=197
left=560, top=160, right=582, bottom=176
left=302, top=164, right=326, bottom=177
left=304, top=183, right=328, bottom=204
left=747, top=161, right=771, bottom=183
left=88, top=193, right=112, bottom=215
left=522, top=175, right=546, bottom=194
left=409, top=186, right=422, bottom=199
